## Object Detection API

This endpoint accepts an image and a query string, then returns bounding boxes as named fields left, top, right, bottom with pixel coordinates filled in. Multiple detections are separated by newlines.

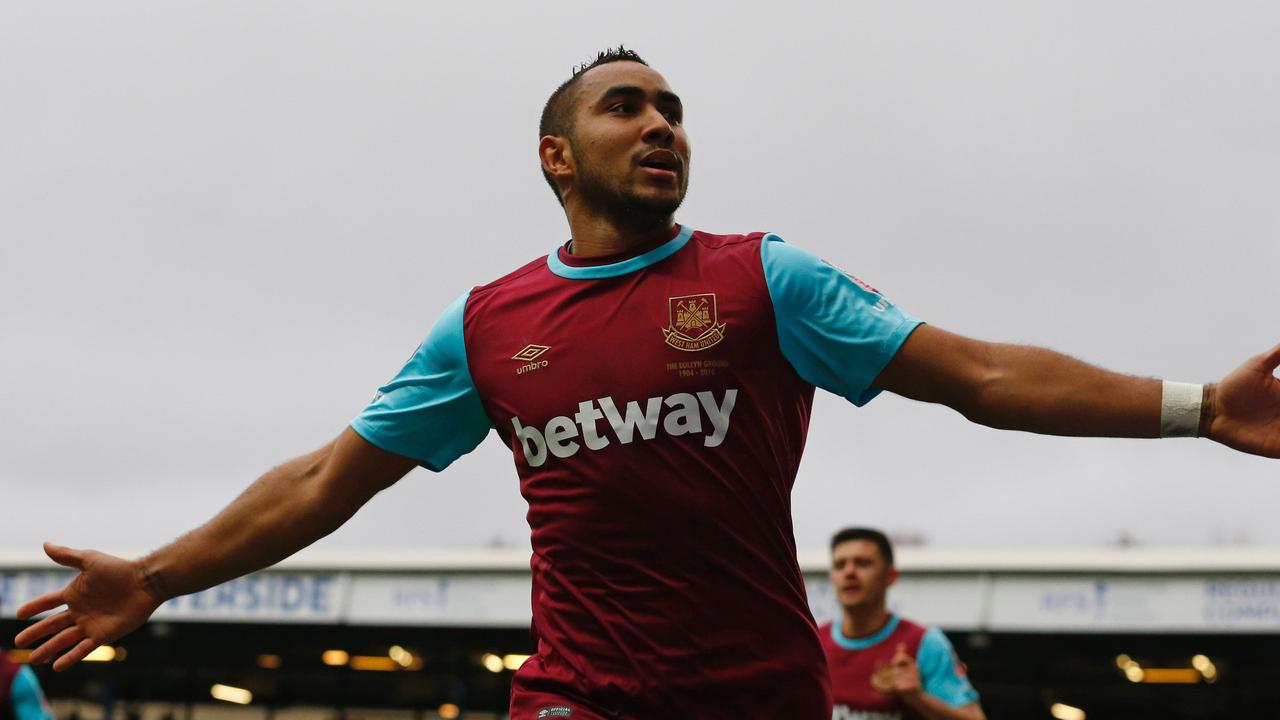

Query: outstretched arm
left=873, top=325, right=1280, bottom=457
left=14, top=427, right=418, bottom=670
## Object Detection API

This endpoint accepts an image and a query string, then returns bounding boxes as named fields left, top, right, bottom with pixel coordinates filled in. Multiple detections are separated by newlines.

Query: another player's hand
left=13, top=542, right=164, bottom=671
left=1207, top=344, right=1280, bottom=458
left=884, top=643, right=924, bottom=699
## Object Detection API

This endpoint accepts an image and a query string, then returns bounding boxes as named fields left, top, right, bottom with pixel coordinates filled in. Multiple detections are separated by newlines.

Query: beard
left=572, top=142, right=688, bottom=232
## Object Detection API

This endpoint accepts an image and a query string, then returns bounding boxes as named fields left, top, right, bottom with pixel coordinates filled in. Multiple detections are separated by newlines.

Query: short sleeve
left=760, top=235, right=922, bottom=406
left=11, top=666, right=54, bottom=720
left=916, top=627, right=981, bottom=708
left=350, top=291, right=493, bottom=471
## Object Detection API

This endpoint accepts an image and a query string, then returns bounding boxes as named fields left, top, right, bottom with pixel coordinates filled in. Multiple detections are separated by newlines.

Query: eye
left=608, top=101, right=634, bottom=114
left=662, top=108, right=683, bottom=124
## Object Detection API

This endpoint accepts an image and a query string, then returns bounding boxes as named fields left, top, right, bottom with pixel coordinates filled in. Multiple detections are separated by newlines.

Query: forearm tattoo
left=139, top=564, right=172, bottom=602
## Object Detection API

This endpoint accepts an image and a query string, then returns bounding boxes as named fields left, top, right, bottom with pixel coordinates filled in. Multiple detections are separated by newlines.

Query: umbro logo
left=512, top=344, right=551, bottom=362
left=513, top=344, right=551, bottom=375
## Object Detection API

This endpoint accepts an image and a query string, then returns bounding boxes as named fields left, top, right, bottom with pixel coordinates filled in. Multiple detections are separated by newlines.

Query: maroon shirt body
left=467, top=231, right=825, bottom=717
left=352, top=225, right=922, bottom=718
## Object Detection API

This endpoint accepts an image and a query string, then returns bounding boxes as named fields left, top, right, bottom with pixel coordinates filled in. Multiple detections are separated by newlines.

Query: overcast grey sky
left=2, top=1, right=1277, bottom=557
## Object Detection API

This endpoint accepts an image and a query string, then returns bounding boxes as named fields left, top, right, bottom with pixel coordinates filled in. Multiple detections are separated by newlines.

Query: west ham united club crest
left=663, top=293, right=726, bottom=352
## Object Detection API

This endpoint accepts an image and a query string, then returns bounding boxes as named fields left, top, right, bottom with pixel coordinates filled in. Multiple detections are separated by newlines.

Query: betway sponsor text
left=511, top=389, right=739, bottom=467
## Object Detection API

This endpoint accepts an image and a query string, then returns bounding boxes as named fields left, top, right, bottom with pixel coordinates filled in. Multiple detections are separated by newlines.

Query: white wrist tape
left=1160, top=380, right=1203, bottom=438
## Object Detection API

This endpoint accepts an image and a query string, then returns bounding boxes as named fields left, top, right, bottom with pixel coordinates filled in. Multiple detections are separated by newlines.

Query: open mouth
left=638, top=150, right=681, bottom=176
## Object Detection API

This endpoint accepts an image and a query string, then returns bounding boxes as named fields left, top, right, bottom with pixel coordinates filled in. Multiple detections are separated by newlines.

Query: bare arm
left=140, top=427, right=417, bottom=597
left=873, top=325, right=1280, bottom=457
left=15, top=427, right=418, bottom=670
left=883, top=642, right=985, bottom=720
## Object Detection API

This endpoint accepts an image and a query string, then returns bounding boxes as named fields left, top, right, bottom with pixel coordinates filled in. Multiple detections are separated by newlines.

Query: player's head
left=829, top=527, right=899, bottom=612
left=538, top=47, right=690, bottom=230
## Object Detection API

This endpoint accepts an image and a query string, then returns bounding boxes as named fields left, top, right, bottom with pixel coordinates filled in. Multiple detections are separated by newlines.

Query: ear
left=886, top=566, right=901, bottom=588
left=539, top=135, right=574, bottom=194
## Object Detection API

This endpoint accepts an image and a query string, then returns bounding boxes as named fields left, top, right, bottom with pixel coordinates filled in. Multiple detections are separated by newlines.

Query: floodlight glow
left=84, top=646, right=116, bottom=662
left=257, top=654, right=282, bottom=669
left=350, top=655, right=399, bottom=671
left=482, top=653, right=505, bottom=673
left=210, top=684, right=252, bottom=705
left=1141, top=668, right=1200, bottom=684
left=389, top=645, right=414, bottom=668
left=1124, top=665, right=1145, bottom=683
left=438, top=704, right=460, bottom=719
left=503, top=654, right=530, bottom=670
left=322, top=650, right=349, bottom=666
left=1050, top=703, right=1086, bottom=720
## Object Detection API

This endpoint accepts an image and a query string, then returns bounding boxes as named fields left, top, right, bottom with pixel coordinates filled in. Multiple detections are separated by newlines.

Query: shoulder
left=897, top=616, right=929, bottom=637
left=892, top=616, right=930, bottom=650
left=685, top=230, right=774, bottom=274
left=688, top=229, right=770, bottom=251
left=915, top=625, right=961, bottom=666
left=10, top=666, right=53, bottom=720
left=470, top=254, right=552, bottom=299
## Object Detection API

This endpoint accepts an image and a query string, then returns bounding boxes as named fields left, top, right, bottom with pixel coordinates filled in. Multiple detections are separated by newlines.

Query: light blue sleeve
left=11, top=666, right=54, bottom=720
left=917, top=627, right=981, bottom=708
left=760, top=235, right=922, bottom=406
left=350, top=291, right=493, bottom=471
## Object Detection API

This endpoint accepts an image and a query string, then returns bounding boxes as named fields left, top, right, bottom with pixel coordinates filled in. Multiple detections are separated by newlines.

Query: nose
left=641, top=108, right=674, bottom=147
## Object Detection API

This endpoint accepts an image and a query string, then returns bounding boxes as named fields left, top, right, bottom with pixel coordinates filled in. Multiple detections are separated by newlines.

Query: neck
left=564, top=206, right=676, bottom=258
left=841, top=604, right=892, bottom=640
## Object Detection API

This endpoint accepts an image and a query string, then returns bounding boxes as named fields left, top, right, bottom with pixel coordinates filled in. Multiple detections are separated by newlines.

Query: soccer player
left=823, top=528, right=983, bottom=720
left=14, top=48, right=1280, bottom=718
left=0, top=650, right=54, bottom=720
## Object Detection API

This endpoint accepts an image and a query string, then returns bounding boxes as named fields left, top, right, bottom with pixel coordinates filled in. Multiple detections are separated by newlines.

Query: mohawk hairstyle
left=539, top=46, right=650, bottom=205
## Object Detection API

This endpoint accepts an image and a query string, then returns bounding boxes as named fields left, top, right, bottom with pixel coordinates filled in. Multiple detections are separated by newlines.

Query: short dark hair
left=538, top=46, right=650, bottom=205
left=830, top=527, right=895, bottom=567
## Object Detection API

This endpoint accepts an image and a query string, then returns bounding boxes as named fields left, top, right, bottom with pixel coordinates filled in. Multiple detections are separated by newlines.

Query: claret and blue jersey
left=820, top=614, right=980, bottom=720
left=352, top=224, right=921, bottom=718
left=0, top=658, right=53, bottom=720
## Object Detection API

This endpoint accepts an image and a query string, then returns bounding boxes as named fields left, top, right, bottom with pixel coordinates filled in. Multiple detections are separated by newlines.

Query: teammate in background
left=14, top=47, right=1280, bottom=718
left=822, top=528, right=983, bottom=720
left=1, top=651, right=54, bottom=720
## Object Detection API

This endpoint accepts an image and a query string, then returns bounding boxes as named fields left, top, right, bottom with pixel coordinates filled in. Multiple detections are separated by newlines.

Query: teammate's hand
left=1207, top=344, right=1280, bottom=458
left=13, top=542, right=164, bottom=671
left=885, top=642, right=923, bottom=699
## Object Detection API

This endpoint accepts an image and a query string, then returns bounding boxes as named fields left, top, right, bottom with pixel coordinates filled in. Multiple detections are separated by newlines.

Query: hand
left=871, top=643, right=923, bottom=700
left=13, top=542, right=164, bottom=671
left=1207, top=344, right=1280, bottom=458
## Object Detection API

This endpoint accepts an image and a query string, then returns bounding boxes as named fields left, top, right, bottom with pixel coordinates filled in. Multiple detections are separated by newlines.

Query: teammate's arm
left=872, top=325, right=1280, bottom=457
left=14, top=428, right=418, bottom=671
left=887, top=638, right=985, bottom=720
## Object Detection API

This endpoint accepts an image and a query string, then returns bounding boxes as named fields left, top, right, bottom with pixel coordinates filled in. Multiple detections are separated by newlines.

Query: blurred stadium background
left=5, top=547, right=1280, bottom=719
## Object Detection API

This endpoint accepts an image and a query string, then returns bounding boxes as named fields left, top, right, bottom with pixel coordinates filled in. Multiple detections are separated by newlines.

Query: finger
left=28, top=625, right=84, bottom=665
left=43, top=541, right=87, bottom=571
left=53, top=638, right=99, bottom=672
left=13, top=612, right=74, bottom=647
left=16, top=588, right=67, bottom=620
left=1259, top=343, right=1280, bottom=371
